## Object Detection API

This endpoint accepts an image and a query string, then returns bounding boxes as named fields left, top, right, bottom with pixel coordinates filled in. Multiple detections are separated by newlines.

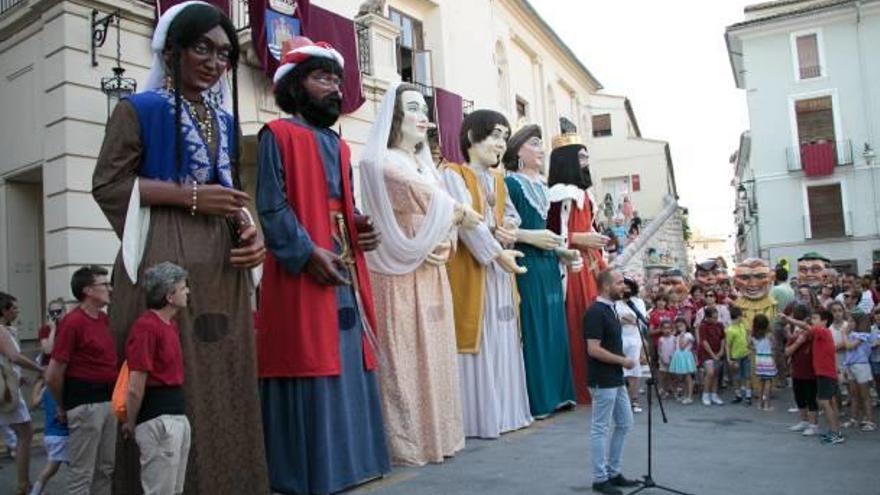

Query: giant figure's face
left=734, top=259, right=774, bottom=301
left=694, top=268, right=717, bottom=290
left=660, top=273, right=689, bottom=303
left=798, top=259, right=828, bottom=288
left=469, top=124, right=509, bottom=167
left=397, top=90, right=431, bottom=147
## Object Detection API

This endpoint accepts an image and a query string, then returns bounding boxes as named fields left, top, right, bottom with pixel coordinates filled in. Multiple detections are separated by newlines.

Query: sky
left=529, top=0, right=755, bottom=240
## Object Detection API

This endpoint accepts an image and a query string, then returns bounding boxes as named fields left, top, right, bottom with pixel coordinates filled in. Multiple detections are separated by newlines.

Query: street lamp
left=93, top=9, right=136, bottom=118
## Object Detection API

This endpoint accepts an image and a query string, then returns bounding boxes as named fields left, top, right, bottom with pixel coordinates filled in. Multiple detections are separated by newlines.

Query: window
left=516, top=96, right=528, bottom=124
left=806, top=183, right=845, bottom=239
left=795, top=33, right=821, bottom=79
left=592, top=114, right=611, bottom=137
left=389, top=9, right=429, bottom=86
left=796, top=96, right=835, bottom=144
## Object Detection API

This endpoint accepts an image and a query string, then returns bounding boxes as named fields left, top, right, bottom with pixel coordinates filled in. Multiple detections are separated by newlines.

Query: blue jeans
left=589, top=386, right=633, bottom=483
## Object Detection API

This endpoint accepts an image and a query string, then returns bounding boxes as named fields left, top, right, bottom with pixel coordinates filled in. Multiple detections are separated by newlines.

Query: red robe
left=548, top=197, right=605, bottom=404
left=256, top=119, right=377, bottom=378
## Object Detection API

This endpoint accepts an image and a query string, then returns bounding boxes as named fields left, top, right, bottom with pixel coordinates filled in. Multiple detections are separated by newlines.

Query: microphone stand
left=625, top=299, right=693, bottom=495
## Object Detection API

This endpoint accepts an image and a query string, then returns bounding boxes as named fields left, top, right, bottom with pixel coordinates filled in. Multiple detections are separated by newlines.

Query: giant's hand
left=455, top=203, right=483, bottom=230
left=354, top=214, right=381, bottom=252
left=197, top=185, right=250, bottom=217
left=231, top=224, right=266, bottom=269
left=519, top=229, right=564, bottom=251
left=494, top=221, right=518, bottom=246
left=495, top=249, right=527, bottom=274
left=425, top=240, right=453, bottom=266
left=557, top=248, right=583, bottom=273
left=571, top=232, right=609, bottom=250
left=305, top=247, right=350, bottom=286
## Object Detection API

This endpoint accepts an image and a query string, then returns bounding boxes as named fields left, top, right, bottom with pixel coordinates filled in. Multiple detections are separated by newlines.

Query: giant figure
left=546, top=129, right=607, bottom=404
left=255, top=38, right=390, bottom=494
left=503, top=125, right=582, bottom=418
left=442, top=110, right=533, bottom=438
left=360, top=82, right=481, bottom=465
left=91, top=3, right=269, bottom=492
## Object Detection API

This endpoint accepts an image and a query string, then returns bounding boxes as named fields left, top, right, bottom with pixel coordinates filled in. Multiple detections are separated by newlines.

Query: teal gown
left=505, top=174, right=576, bottom=417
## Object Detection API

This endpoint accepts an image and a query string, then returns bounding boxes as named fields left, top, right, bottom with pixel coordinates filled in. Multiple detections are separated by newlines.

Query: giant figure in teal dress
left=502, top=125, right=578, bottom=417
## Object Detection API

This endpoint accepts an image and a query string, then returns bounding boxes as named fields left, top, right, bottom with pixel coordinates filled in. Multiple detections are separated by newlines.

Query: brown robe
left=92, top=101, right=269, bottom=494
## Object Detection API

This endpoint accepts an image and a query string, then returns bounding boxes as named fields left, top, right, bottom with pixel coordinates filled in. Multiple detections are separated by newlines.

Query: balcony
left=803, top=210, right=852, bottom=240
left=786, top=139, right=852, bottom=173
left=0, top=0, right=24, bottom=16
left=799, top=65, right=821, bottom=79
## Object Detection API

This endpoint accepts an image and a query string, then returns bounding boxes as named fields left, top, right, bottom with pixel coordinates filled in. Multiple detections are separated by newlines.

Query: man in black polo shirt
left=584, top=270, right=639, bottom=495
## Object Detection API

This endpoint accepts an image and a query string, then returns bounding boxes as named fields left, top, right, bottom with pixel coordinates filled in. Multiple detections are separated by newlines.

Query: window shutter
left=807, top=184, right=844, bottom=238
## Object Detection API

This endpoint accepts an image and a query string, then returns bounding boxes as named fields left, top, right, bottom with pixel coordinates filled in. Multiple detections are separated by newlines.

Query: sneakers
left=711, top=394, right=725, bottom=405
left=841, top=419, right=857, bottom=429
left=860, top=421, right=877, bottom=432
left=632, top=405, right=643, bottom=414
left=591, top=480, right=623, bottom=495
left=702, top=394, right=711, bottom=406
left=802, top=424, right=820, bottom=436
left=821, top=432, right=846, bottom=445
left=789, top=421, right=810, bottom=432
left=681, top=398, right=693, bottom=405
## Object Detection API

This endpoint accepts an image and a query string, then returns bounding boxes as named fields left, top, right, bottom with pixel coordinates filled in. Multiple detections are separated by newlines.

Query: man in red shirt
left=123, top=262, right=191, bottom=494
left=46, top=265, right=118, bottom=495
left=780, top=307, right=843, bottom=444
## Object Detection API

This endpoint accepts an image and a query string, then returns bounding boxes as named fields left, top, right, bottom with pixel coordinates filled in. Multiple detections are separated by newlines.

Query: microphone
left=624, top=298, right=649, bottom=329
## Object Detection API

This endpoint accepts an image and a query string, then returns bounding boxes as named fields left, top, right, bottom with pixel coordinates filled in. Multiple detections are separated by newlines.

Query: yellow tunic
left=442, top=163, right=507, bottom=353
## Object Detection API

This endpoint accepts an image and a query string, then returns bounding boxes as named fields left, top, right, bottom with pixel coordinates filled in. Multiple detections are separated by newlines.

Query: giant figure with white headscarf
left=91, top=3, right=269, bottom=493
left=359, top=82, right=482, bottom=465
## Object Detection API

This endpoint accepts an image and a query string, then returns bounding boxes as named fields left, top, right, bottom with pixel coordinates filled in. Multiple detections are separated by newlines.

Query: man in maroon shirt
left=46, top=265, right=118, bottom=495
left=122, top=262, right=191, bottom=494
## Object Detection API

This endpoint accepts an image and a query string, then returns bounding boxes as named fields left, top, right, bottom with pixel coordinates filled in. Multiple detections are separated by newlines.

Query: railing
left=786, top=139, right=852, bottom=172
left=231, top=0, right=249, bottom=31
left=1, top=0, right=25, bottom=16
left=355, top=20, right=371, bottom=76
left=799, top=65, right=821, bottom=79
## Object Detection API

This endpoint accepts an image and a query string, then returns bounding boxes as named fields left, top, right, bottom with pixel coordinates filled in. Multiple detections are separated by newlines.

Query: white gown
left=443, top=166, right=533, bottom=439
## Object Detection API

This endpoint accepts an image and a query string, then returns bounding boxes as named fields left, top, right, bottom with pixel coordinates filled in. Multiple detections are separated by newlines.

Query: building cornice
left=500, top=0, right=602, bottom=92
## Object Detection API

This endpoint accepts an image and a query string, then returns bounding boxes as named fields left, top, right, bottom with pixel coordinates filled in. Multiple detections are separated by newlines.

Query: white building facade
left=726, top=0, right=880, bottom=274
left=0, top=0, right=680, bottom=339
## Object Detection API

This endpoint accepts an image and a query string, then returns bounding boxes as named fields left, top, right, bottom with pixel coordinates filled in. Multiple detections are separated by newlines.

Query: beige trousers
left=135, top=414, right=192, bottom=495
left=66, top=401, right=116, bottom=495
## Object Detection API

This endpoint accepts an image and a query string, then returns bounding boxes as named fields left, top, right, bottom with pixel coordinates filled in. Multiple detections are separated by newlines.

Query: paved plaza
left=5, top=394, right=876, bottom=495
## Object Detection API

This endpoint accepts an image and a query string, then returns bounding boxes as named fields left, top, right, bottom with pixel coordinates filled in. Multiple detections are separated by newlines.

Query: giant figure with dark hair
left=441, top=109, right=533, bottom=438
left=546, top=127, right=608, bottom=405
left=91, top=2, right=269, bottom=493
left=503, top=125, right=581, bottom=418
left=255, top=37, right=390, bottom=494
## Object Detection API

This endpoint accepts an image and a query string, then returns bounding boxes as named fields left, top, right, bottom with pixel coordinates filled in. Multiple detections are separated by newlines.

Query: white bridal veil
left=359, top=81, right=457, bottom=275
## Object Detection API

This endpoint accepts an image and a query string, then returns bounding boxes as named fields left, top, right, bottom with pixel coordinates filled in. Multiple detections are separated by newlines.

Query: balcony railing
left=355, top=20, right=371, bottom=76
left=803, top=210, right=852, bottom=239
left=231, top=0, right=248, bottom=31
left=786, top=139, right=852, bottom=172
left=799, top=65, right=821, bottom=79
left=1, top=0, right=25, bottom=16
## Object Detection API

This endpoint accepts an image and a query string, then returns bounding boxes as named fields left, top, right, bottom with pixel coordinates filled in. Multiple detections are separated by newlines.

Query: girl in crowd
left=657, top=319, right=677, bottom=398
left=841, top=314, right=877, bottom=431
left=752, top=314, right=778, bottom=411
left=669, top=317, right=696, bottom=404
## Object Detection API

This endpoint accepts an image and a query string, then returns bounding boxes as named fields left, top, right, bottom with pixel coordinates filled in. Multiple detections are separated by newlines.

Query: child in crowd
left=28, top=373, right=68, bottom=495
left=828, top=301, right=851, bottom=404
left=841, top=314, right=878, bottom=431
left=780, top=308, right=845, bottom=444
left=669, top=317, right=696, bottom=404
left=784, top=304, right=819, bottom=436
left=698, top=307, right=725, bottom=406
left=752, top=314, right=778, bottom=411
left=725, top=306, right=752, bottom=406
left=657, top=319, right=677, bottom=397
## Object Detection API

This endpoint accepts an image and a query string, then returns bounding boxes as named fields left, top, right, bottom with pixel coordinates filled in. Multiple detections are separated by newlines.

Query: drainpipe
left=855, top=0, right=880, bottom=235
